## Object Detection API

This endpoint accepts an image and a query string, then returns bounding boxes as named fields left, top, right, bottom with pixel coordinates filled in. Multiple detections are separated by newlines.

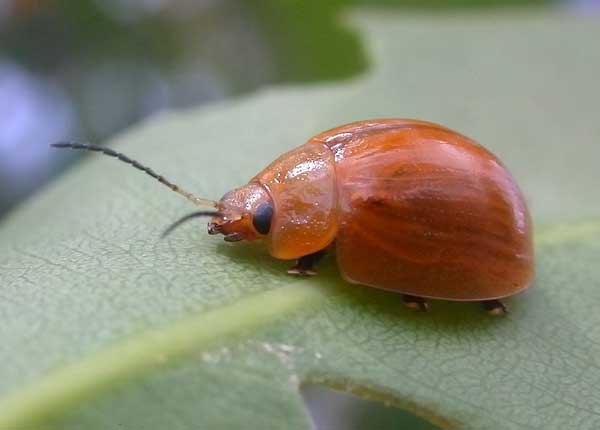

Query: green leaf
left=1, top=9, right=600, bottom=430
left=248, top=0, right=553, bottom=83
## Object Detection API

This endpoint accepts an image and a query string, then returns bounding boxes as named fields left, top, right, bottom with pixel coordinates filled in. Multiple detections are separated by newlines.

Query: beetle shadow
left=318, top=263, right=511, bottom=334
left=215, top=243, right=514, bottom=333
left=215, top=241, right=290, bottom=275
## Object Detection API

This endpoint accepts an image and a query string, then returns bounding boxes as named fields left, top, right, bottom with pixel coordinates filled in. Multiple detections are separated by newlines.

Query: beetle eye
left=252, top=202, right=273, bottom=235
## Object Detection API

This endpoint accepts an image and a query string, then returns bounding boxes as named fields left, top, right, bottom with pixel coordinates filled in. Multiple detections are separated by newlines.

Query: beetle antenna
left=51, top=142, right=218, bottom=208
left=161, top=211, right=220, bottom=238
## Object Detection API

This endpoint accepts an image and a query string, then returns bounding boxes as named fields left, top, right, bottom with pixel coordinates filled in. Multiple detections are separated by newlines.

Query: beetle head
left=208, top=183, right=273, bottom=242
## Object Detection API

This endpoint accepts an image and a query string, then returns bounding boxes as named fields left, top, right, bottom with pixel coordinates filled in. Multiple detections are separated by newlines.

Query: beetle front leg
left=287, top=250, right=327, bottom=276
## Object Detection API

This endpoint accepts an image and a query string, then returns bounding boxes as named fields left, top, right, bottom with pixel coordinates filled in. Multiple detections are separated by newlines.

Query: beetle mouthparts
left=208, top=222, right=223, bottom=235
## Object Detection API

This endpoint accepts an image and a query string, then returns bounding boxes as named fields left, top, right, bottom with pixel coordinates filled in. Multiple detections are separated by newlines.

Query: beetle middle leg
left=481, top=299, right=508, bottom=316
left=287, top=249, right=327, bottom=276
left=402, top=294, right=429, bottom=312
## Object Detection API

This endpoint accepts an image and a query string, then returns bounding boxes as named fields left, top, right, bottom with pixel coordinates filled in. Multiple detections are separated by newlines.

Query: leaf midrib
left=0, top=281, right=327, bottom=429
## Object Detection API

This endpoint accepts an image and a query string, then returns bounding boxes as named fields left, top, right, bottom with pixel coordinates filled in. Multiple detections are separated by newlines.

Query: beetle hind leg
left=287, top=250, right=326, bottom=276
left=402, top=295, right=429, bottom=312
left=481, top=299, right=508, bottom=316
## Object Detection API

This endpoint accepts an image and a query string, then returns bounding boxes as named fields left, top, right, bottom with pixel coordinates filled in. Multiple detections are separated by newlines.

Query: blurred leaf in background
left=0, top=0, right=561, bottom=217
left=247, top=0, right=555, bottom=82
left=0, top=0, right=272, bottom=216
left=1, top=5, right=600, bottom=429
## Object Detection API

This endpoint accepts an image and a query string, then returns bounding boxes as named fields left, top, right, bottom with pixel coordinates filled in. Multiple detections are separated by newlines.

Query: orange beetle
left=53, top=119, right=534, bottom=315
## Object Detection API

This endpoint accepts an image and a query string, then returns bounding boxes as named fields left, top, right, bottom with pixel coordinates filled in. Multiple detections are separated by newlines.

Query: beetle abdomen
left=313, top=119, right=533, bottom=301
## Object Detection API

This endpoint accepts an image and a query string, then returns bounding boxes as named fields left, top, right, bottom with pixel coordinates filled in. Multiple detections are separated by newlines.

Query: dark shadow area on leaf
left=315, top=256, right=514, bottom=329
left=215, top=240, right=290, bottom=276
left=215, top=239, right=509, bottom=333
left=302, top=383, right=439, bottom=430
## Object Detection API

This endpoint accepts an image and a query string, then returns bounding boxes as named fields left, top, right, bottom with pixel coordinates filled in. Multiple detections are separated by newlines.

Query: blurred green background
left=4, top=0, right=593, bottom=219
left=0, top=0, right=596, bottom=427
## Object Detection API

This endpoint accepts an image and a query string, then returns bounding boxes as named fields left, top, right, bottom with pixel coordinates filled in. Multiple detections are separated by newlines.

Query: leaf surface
left=1, top=10, right=600, bottom=430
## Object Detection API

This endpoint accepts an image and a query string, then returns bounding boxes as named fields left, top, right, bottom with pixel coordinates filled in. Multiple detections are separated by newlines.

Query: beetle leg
left=481, top=299, right=508, bottom=316
left=224, top=233, right=244, bottom=242
left=287, top=250, right=326, bottom=276
left=402, top=295, right=429, bottom=312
